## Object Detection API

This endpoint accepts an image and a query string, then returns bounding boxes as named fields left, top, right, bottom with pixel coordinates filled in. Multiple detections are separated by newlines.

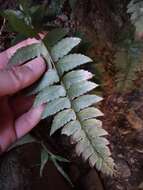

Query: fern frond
left=9, top=36, right=114, bottom=175
left=127, top=0, right=143, bottom=33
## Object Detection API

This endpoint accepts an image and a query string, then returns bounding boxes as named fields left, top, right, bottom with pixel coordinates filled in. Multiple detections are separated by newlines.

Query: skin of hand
left=0, top=38, right=46, bottom=153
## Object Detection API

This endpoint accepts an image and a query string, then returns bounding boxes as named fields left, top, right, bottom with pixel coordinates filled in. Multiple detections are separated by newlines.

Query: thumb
left=0, top=57, right=46, bottom=96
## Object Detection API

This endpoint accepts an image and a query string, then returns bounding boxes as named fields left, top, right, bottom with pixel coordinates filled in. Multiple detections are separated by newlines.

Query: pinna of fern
left=9, top=34, right=115, bottom=176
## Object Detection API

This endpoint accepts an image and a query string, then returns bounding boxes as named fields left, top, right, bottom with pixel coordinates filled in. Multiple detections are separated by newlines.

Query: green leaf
left=83, top=119, right=108, bottom=139
left=52, top=155, right=69, bottom=162
left=83, top=119, right=104, bottom=132
left=29, top=69, right=59, bottom=95
left=51, top=156, right=73, bottom=186
left=78, top=107, right=104, bottom=121
left=43, top=28, right=67, bottom=49
left=61, top=120, right=81, bottom=136
left=9, top=43, right=41, bottom=65
left=68, top=81, right=98, bottom=100
left=34, top=85, right=66, bottom=106
left=8, top=134, right=36, bottom=151
left=40, top=149, right=49, bottom=177
left=73, top=95, right=103, bottom=112
left=51, top=37, right=81, bottom=61
left=63, top=70, right=93, bottom=89
left=3, top=10, right=36, bottom=37
left=57, top=54, right=92, bottom=75
left=42, top=97, right=71, bottom=119
left=50, top=109, right=76, bottom=135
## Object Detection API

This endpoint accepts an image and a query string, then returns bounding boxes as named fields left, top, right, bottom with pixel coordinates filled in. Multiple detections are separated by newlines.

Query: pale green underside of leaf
left=42, top=97, right=71, bottom=119
left=63, top=70, right=93, bottom=89
left=78, top=107, right=104, bottom=121
left=9, top=43, right=42, bottom=65
left=73, top=95, right=103, bottom=112
left=57, top=54, right=92, bottom=75
left=34, top=85, right=66, bottom=106
left=50, top=109, right=76, bottom=135
left=61, top=120, right=81, bottom=136
left=68, top=81, right=98, bottom=100
left=51, top=37, right=81, bottom=62
left=29, top=69, right=59, bottom=95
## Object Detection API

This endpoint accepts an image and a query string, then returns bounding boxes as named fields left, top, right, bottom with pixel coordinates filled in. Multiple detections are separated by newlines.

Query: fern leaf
left=29, top=69, right=59, bottom=94
left=63, top=70, right=93, bottom=89
left=61, top=120, right=81, bottom=136
left=75, top=138, right=90, bottom=156
left=57, top=54, right=92, bottom=75
left=9, top=43, right=41, bottom=65
left=73, top=95, right=103, bottom=112
left=51, top=37, right=81, bottom=61
left=78, top=107, right=104, bottom=121
left=50, top=109, right=76, bottom=135
left=42, top=98, right=71, bottom=119
left=68, top=81, right=98, bottom=100
left=2, top=9, right=37, bottom=37
left=34, top=85, right=66, bottom=106
left=43, top=28, right=67, bottom=49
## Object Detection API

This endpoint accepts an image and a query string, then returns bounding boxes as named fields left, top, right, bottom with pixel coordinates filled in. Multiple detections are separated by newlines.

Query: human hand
left=0, top=39, right=46, bottom=153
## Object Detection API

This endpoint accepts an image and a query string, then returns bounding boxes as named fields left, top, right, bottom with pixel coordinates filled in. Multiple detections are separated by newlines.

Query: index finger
left=0, top=38, right=40, bottom=69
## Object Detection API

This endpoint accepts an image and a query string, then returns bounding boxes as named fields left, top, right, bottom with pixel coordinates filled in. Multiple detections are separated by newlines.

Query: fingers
left=0, top=98, right=16, bottom=153
left=0, top=57, right=46, bottom=96
left=0, top=38, right=40, bottom=69
left=10, top=95, right=35, bottom=118
left=15, top=104, right=45, bottom=139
